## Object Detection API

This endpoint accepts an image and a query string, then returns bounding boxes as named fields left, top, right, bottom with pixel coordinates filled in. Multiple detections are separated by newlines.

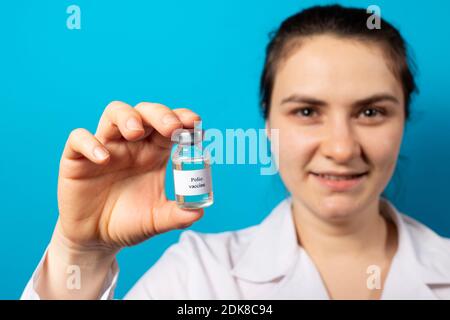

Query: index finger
left=134, top=102, right=185, bottom=138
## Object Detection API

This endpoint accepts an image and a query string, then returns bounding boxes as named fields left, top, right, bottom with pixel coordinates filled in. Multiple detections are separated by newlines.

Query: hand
left=56, top=101, right=204, bottom=253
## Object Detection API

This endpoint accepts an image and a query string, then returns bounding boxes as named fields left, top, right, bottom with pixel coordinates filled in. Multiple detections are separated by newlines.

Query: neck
left=292, top=197, right=392, bottom=258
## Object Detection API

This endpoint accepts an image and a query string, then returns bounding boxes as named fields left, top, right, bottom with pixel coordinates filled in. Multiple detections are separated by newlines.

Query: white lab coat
left=21, top=197, right=450, bottom=299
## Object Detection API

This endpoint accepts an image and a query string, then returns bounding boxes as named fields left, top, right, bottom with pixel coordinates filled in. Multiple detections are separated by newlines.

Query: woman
left=22, top=4, right=450, bottom=300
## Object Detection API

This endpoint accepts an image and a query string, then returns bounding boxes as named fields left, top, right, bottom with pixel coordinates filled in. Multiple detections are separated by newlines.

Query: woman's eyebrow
left=352, top=94, right=400, bottom=107
left=280, top=94, right=327, bottom=106
left=280, top=93, right=400, bottom=107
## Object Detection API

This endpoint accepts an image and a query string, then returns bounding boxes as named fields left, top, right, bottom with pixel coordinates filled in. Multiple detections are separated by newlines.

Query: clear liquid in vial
left=174, top=157, right=213, bottom=209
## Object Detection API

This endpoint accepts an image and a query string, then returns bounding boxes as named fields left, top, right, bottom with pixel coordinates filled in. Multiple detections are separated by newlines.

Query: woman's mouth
left=310, top=171, right=368, bottom=191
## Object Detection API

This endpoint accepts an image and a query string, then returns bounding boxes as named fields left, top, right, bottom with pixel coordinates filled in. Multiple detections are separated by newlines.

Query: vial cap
left=171, top=128, right=203, bottom=145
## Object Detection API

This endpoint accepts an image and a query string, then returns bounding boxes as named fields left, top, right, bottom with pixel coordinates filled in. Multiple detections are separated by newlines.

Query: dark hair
left=259, top=4, right=418, bottom=120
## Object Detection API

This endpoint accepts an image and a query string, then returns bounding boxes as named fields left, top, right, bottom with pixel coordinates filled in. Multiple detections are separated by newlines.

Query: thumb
left=152, top=201, right=205, bottom=235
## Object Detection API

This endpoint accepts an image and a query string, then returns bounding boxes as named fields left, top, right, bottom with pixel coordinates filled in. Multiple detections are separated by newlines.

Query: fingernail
left=93, top=147, right=109, bottom=160
left=126, top=118, right=143, bottom=131
left=162, top=114, right=180, bottom=125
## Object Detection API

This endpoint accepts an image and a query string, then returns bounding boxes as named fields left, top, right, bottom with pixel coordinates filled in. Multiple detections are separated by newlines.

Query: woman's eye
left=359, top=107, right=385, bottom=118
left=291, top=106, right=386, bottom=121
left=294, top=107, right=317, bottom=117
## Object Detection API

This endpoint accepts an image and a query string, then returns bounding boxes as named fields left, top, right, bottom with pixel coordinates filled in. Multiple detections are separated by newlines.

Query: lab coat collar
left=380, top=198, right=450, bottom=299
left=230, top=196, right=450, bottom=298
left=230, top=197, right=298, bottom=283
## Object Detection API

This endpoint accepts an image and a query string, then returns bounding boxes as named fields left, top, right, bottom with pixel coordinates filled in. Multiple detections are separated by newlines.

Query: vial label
left=173, top=168, right=212, bottom=196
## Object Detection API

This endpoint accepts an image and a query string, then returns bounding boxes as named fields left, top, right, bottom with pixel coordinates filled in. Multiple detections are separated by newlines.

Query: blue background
left=0, top=0, right=449, bottom=299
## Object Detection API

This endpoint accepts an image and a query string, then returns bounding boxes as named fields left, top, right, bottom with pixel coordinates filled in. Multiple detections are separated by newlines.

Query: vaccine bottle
left=171, top=128, right=213, bottom=209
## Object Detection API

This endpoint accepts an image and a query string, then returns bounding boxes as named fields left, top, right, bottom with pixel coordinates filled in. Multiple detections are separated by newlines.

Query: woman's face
left=267, top=35, right=405, bottom=221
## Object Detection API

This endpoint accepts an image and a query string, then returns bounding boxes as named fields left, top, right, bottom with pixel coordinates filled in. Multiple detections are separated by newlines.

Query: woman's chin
left=313, top=196, right=363, bottom=222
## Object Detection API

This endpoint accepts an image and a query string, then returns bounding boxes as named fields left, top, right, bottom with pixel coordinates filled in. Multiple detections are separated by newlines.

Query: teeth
left=317, top=174, right=361, bottom=181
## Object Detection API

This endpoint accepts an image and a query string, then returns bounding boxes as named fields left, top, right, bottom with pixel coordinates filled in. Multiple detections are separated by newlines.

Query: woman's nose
left=320, top=120, right=361, bottom=163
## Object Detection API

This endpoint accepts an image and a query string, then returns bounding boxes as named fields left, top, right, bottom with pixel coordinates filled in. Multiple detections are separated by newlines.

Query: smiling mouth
left=309, top=171, right=369, bottom=191
left=310, top=172, right=368, bottom=181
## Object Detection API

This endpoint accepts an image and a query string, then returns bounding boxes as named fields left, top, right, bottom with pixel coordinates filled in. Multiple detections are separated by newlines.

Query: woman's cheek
left=361, top=126, right=403, bottom=184
left=277, top=128, right=318, bottom=184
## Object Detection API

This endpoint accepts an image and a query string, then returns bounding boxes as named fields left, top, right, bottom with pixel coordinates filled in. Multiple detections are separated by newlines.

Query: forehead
left=272, top=35, right=404, bottom=104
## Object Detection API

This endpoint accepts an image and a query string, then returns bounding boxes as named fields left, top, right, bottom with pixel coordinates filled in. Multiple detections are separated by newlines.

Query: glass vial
left=171, top=128, right=213, bottom=209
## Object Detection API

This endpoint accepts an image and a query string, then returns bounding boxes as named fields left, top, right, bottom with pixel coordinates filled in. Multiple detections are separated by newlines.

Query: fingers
left=95, top=101, right=202, bottom=144
left=63, top=128, right=110, bottom=164
left=134, top=102, right=184, bottom=139
left=135, top=104, right=202, bottom=135
left=96, top=101, right=146, bottom=142
left=151, top=201, right=204, bottom=235
left=172, top=108, right=202, bottom=128
left=135, top=103, right=201, bottom=149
